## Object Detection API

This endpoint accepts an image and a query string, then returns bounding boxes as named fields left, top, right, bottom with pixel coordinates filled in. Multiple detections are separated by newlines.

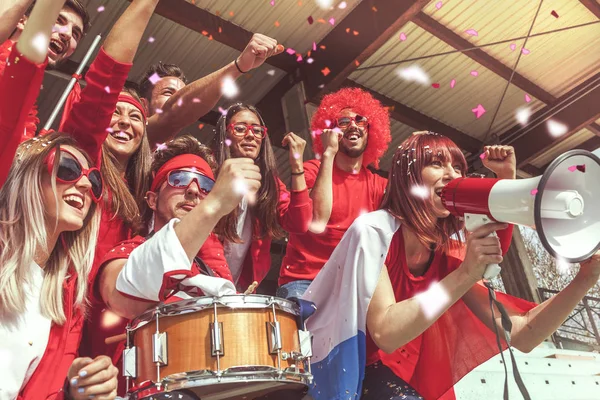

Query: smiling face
left=105, top=93, right=145, bottom=167
left=44, top=6, right=84, bottom=68
left=337, top=108, right=368, bottom=159
left=149, top=76, right=186, bottom=115
left=42, top=145, right=94, bottom=233
left=422, top=157, right=464, bottom=219
left=227, top=109, right=264, bottom=160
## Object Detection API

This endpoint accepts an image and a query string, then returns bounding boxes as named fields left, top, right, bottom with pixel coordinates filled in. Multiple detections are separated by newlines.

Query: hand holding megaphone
left=461, top=223, right=508, bottom=280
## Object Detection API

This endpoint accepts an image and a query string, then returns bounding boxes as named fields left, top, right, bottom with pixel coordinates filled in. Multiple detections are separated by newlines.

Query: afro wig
left=310, top=87, right=391, bottom=168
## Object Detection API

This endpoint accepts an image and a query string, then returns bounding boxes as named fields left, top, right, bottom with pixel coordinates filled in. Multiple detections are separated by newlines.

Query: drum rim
left=127, top=294, right=300, bottom=331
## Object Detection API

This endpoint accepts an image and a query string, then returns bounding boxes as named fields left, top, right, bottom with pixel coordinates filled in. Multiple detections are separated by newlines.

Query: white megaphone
left=441, top=149, right=600, bottom=279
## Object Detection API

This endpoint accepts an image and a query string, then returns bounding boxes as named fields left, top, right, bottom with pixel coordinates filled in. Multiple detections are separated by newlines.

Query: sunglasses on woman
left=166, top=169, right=215, bottom=195
left=228, top=123, right=268, bottom=139
left=46, top=148, right=103, bottom=202
left=336, top=115, right=369, bottom=129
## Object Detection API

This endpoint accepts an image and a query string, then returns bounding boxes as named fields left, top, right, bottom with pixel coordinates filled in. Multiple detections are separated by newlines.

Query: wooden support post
left=499, top=227, right=541, bottom=303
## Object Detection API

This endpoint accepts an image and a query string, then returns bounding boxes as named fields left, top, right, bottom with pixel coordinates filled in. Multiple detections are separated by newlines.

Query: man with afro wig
left=277, top=87, right=391, bottom=298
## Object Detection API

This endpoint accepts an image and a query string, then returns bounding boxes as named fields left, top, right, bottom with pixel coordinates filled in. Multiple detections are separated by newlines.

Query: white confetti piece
left=547, top=119, right=568, bottom=137
left=396, top=65, right=430, bottom=85
left=221, top=76, right=239, bottom=98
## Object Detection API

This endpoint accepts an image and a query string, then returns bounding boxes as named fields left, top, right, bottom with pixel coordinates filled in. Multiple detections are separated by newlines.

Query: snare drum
left=123, top=295, right=313, bottom=400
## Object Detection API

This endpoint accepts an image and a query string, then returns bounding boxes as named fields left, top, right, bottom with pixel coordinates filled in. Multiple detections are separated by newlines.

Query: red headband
left=150, top=154, right=214, bottom=191
left=118, top=94, right=147, bottom=122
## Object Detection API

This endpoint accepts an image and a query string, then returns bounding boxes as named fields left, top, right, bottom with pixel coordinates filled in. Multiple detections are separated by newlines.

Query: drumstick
left=243, top=281, right=258, bottom=295
left=105, top=333, right=126, bottom=345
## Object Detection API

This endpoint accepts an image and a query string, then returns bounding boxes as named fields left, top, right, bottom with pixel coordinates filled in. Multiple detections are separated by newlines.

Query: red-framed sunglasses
left=336, top=115, right=369, bottom=129
left=165, top=169, right=215, bottom=195
left=46, top=148, right=103, bottom=202
left=228, top=123, right=268, bottom=139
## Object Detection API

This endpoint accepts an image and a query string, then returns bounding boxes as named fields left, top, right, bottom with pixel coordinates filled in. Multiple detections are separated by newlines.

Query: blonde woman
left=0, top=1, right=118, bottom=399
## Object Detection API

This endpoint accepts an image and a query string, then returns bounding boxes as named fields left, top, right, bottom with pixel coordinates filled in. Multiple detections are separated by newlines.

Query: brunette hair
left=25, top=0, right=91, bottom=33
left=211, top=103, right=285, bottom=242
left=311, top=87, right=391, bottom=167
left=139, top=62, right=188, bottom=101
left=381, top=132, right=468, bottom=253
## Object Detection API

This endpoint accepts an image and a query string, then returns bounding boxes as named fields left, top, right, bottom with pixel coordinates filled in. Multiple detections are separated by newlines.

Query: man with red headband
left=277, top=87, right=392, bottom=298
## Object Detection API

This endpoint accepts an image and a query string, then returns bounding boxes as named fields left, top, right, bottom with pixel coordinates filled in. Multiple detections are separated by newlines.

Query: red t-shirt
left=366, top=227, right=535, bottom=400
left=279, top=160, right=388, bottom=285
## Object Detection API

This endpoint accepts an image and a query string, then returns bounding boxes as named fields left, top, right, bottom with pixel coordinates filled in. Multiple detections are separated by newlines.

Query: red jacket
left=0, top=44, right=83, bottom=400
left=236, top=178, right=312, bottom=291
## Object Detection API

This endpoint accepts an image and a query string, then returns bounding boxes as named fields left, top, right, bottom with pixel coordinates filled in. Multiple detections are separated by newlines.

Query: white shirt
left=0, top=262, right=51, bottom=400
left=224, top=197, right=253, bottom=285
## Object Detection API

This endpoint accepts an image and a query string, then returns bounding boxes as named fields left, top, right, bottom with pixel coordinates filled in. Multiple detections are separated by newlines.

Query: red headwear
left=150, top=154, right=214, bottom=192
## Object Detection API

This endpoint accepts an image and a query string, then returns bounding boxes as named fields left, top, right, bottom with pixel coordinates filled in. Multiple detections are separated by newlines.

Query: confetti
left=410, top=184, right=429, bottom=199
left=307, top=58, right=314, bottom=64
left=280, top=192, right=289, bottom=201
left=479, top=152, right=486, bottom=160
left=450, top=79, right=456, bottom=88
left=316, top=0, right=333, bottom=9
left=148, top=36, right=155, bottom=43
left=308, top=16, right=314, bottom=24
left=396, top=65, right=430, bottom=85
left=568, top=164, right=585, bottom=173
left=547, top=119, right=568, bottom=137
left=274, top=21, right=280, bottom=27
left=221, top=76, right=239, bottom=98
left=177, top=98, right=183, bottom=107
left=321, top=67, right=331, bottom=76
left=148, top=73, right=161, bottom=85
left=551, top=10, right=559, bottom=18
left=296, top=54, right=303, bottom=62
left=324, top=120, right=332, bottom=127
left=525, top=94, right=531, bottom=102
left=286, top=48, right=296, bottom=55
left=556, top=258, right=571, bottom=276
left=339, top=1, right=347, bottom=9
left=154, top=108, right=163, bottom=114
left=465, top=29, right=478, bottom=36
left=470, top=70, right=479, bottom=77
left=515, top=107, right=531, bottom=125
left=313, top=41, right=317, bottom=51
left=293, top=152, right=301, bottom=160
left=31, top=33, right=49, bottom=55
left=431, top=83, right=440, bottom=88
left=270, top=0, right=275, bottom=5
left=530, top=189, right=538, bottom=196
left=399, top=32, right=407, bottom=41
left=225, top=139, right=232, bottom=146
left=104, top=86, right=110, bottom=94
left=267, top=69, right=276, bottom=76
left=329, top=17, right=335, bottom=25
left=97, top=6, right=105, bottom=12
left=192, top=97, right=201, bottom=103
left=471, top=104, right=486, bottom=119
left=218, top=106, right=227, bottom=115
left=510, top=43, right=516, bottom=51
left=521, top=48, right=531, bottom=55
left=435, top=1, right=443, bottom=9
left=198, top=123, right=204, bottom=129
left=416, top=282, right=450, bottom=320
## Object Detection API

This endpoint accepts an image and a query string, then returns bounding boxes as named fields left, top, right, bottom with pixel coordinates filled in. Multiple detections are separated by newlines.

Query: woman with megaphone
left=302, top=131, right=600, bottom=400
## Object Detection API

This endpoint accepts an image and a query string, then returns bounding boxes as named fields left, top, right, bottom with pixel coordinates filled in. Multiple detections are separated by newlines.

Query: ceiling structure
left=35, top=0, right=600, bottom=182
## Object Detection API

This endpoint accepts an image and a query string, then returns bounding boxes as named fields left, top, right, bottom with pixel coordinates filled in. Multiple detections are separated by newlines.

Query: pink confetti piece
left=270, top=0, right=275, bottom=5
left=218, top=106, right=227, bottom=115
left=286, top=48, right=296, bottom=55
left=148, top=73, right=161, bottom=85
left=568, top=165, right=577, bottom=172
left=435, top=1, right=443, bottom=9
left=293, top=152, right=301, bottom=160
left=97, top=6, right=105, bottom=12
left=470, top=70, right=479, bottom=77
left=339, top=1, right=347, bottom=9
left=479, top=152, right=486, bottom=160
left=192, top=97, right=201, bottom=103
left=148, top=36, right=155, bottom=43
left=510, top=43, right=516, bottom=51
left=399, top=32, right=407, bottom=41
left=431, top=83, right=440, bottom=88
left=471, top=104, right=486, bottom=119
left=296, top=55, right=303, bottom=62
left=313, top=41, right=317, bottom=51
left=569, top=164, right=586, bottom=172
left=525, top=94, right=531, bottom=102
left=450, top=79, right=456, bottom=88
left=530, top=189, right=538, bottom=196
left=104, top=86, right=110, bottom=94
left=154, top=108, right=163, bottom=114
left=521, top=48, right=530, bottom=55
left=155, top=143, right=167, bottom=151
left=177, top=98, right=183, bottom=107
left=280, top=192, right=290, bottom=201
left=551, top=10, right=559, bottom=18
left=465, top=29, right=478, bottom=36
left=225, top=139, right=232, bottom=146
left=329, top=17, right=335, bottom=26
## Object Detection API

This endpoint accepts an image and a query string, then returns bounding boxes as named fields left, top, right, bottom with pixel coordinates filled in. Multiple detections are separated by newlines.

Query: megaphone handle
left=464, top=213, right=502, bottom=280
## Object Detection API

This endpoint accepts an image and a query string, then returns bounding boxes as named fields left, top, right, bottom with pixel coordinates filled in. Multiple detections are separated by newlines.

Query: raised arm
left=0, top=0, right=56, bottom=186
left=146, top=34, right=283, bottom=145
left=0, top=0, right=33, bottom=44
left=59, top=0, right=160, bottom=161
left=367, top=223, right=507, bottom=353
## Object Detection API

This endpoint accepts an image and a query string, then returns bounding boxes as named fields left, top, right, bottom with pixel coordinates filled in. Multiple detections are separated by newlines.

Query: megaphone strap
left=485, top=281, right=532, bottom=400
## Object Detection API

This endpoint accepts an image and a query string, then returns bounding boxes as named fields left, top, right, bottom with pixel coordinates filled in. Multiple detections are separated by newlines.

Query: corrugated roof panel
left=422, top=0, right=600, bottom=98
left=196, top=0, right=362, bottom=54
left=379, top=119, right=416, bottom=171
left=350, top=22, right=546, bottom=141
left=529, top=128, right=595, bottom=168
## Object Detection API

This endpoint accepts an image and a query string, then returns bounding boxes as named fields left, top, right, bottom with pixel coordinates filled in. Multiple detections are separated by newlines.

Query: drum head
left=136, top=381, right=310, bottom=400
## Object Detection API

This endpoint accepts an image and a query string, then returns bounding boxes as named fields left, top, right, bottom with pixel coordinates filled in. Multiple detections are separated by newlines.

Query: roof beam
left=342, top=80, right=482, bottom=154
left=536, top=135, right=600, bottom=172
left=580, top=0, right=600, bottom=18
left=501, top=72, right=600, bottom=167
left=129, top=0, right=297, bottom=73
left=303, top=0, right=431, bottom=102
left=412, top=12, right=557, bottom=105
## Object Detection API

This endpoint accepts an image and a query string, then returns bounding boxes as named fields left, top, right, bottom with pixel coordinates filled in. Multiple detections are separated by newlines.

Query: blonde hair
left=0, top=133, right=100, bottom=324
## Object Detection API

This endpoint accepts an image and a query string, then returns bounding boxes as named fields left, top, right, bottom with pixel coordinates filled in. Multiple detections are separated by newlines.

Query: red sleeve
left=197, top=233, right=233, bottom=282
left=59, top=47, right=132, bottom=163
left=497, top=224, right=514, bottom=255
left=303, top=159, right=321, bottom=189
left=276, top=177, right=312, bottom=234
left=0, top=46, right=46, bottom=188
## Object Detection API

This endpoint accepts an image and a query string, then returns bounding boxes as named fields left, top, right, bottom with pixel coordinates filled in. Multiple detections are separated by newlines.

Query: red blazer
left=236, top=178, right=312, bottom=291
left=0, top=45, right=83, bottom=400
